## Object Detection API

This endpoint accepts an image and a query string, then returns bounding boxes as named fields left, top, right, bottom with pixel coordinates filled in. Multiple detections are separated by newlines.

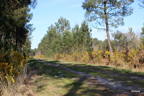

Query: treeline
left=38, top=18, right=144, bottom=55
left=38, top=19, right=144, bottom=55
left=38, top=17, right=144, bottom=71
left=38, top=17, right=93, bottom=57
left=37, top=0, right=144, bottom=72
left=0, top=0, right=35, bottom=84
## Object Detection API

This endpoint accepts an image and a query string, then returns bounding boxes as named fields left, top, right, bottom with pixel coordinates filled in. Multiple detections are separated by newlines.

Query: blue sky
left=30, top=0, right=144, bottom=49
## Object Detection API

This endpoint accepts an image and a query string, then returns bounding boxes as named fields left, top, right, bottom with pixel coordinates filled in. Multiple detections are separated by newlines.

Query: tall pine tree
left=82, top=0, right=134, bottom=55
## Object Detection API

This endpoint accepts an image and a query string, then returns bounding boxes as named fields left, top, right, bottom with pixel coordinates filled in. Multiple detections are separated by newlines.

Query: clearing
left=27, top=59, right=144, bottom=96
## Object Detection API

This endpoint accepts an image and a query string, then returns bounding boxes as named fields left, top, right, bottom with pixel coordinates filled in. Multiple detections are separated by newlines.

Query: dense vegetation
left=0, top=0, right=144, bottom=96
left=38, top=17, right=144, bottom=71
left=82, top=0, right=134, bottom=54
left=0, top=0, right=35, bottom=84
left=37, top=0, right=144, bottom=72
left=38, top=18, right=92, bottom=57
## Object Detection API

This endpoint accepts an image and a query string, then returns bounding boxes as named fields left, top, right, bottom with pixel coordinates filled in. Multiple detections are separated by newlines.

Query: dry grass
left=28, top=59, right=144, bottom=96
left=1, top=83, right=35, bottom=96
left=0, top=66, right=35, bottom=96
left=51, top=50, right=144, bottom=73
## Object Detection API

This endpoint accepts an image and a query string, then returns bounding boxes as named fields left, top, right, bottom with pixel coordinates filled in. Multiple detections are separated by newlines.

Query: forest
left=0, top=0, right=144, bottom=96
left=38, top=17, right=144, bottom=72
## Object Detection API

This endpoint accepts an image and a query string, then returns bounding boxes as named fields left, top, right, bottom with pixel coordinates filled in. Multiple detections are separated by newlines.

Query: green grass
left=29, top=60, right=79, bottom=96
left=31, top=76, right=74, bottom=96
left=28, top=59, right=144, bottom=96
left=54, top=60, right=144, bottom=87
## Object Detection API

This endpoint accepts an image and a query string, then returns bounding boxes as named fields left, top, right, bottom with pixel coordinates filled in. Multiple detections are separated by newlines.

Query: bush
left=0, top=51, right=26, bottom=83
left=48, top=49, right=144, bottom=72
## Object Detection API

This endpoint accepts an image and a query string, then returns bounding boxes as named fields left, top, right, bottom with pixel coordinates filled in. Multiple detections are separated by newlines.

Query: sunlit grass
left=28, top=59, right=144, bottom=96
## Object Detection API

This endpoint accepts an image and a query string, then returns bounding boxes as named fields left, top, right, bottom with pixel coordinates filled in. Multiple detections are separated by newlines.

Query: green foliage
left=0, top=51, right=26, bottom=83
left=38, top=18, right=93, bottom=57
left=62, top=30, right=73, bottom=54
left=82, top=0, right=134, bottom=27
left=23, top=38, right=32, bottom=57
left=82, top=0, right=134, bottom=54
left=38, top=25, right=62, bottom=56
left=0, top=6, right=32, bottom=52
left=141, top=25, right=144, bottom=45
left=113, top=29, right=140, bottom=51
left=55, top=17, right=70, bottom=33
left=92, top=38, right=103, bottom=50
left=0, top=0, right=35, bottom=84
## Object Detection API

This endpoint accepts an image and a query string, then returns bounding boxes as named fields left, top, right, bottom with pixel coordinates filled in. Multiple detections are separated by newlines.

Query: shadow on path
left=28, top=59, right=144, bottom=96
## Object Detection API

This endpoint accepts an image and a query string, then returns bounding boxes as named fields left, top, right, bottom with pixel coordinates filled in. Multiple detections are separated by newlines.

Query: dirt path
left=29, top=59, right=144, bottom=96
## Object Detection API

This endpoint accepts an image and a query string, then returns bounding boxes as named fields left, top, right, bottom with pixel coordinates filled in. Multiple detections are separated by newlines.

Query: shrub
left=0, top=51, right=26, bottom=83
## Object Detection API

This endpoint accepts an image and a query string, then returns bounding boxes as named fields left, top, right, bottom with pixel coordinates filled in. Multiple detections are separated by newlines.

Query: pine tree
left=62, top=30, right=73, bottom=54
left=79, top=21, right=92, bottom=52
left=38, top=25, right=62, bottom=56
left=38, top=18, right=93, bottom=57
left=0, top=0, right=36, bottom=53
left=140, top=25, right=144, bottom=46
left=55, top=17, right=70, bottom=33
left=72, top=25, right=81, bottom=51
left=82, top=0, right=134, bottom=55
left=0, top=0, right=36, bottom=83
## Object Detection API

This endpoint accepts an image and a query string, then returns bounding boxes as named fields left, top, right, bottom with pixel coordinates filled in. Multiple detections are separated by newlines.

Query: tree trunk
left=104, top=1, right=113, bottom=55
left=105, top=18, right=113, bottom=54
left=125, top=42, right=129, bottom=62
